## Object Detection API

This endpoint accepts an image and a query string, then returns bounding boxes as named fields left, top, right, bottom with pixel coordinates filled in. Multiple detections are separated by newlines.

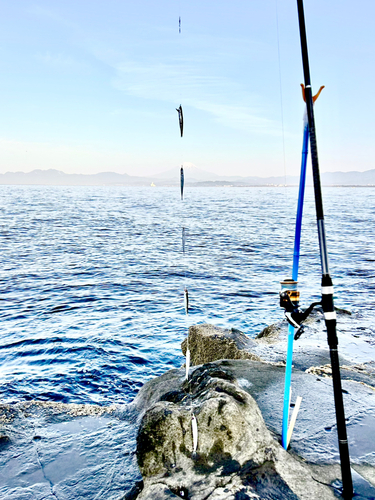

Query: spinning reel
left=279, top=279, right=321, bottom=340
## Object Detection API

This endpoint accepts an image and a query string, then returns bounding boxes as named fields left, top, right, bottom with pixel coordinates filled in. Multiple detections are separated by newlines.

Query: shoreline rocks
left=127, top=322, right=375, bottom=499
left=182, top=322, right=375, bottom=388
left=181, top=324, right=263, bottom=365
left=128, top=363, right=337, bottom=499
left=2, top=320, right=374, bottom=499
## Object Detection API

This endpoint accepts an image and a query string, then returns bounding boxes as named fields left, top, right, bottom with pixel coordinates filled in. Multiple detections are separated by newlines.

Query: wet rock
left=129, top=319, right=375, bottom=498
left=305, top=362, right=375, bottom=390
left=124, top=480, right=144, bottom=499
left=132, top=363, right=337, bottom=499
left=133, top=368, right=187, bottom=413
left=0, top=404, right=18, bottom=424
left=0, top=401, right=140, bottom=500
left=0, top=433, right=10, bottom=451
left=181, top=324, right=262, bottom=366
left=180, top=322, right=316, bottom=369
left=306, top=364, right=333, bottom=377
left=256, top=323, right=282, bottom=343
left=182, top=323, right=375, bottom=383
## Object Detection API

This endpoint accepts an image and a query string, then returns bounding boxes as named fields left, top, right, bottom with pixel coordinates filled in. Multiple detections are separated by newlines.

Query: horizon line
left=1, top=167, right=374, bottom=180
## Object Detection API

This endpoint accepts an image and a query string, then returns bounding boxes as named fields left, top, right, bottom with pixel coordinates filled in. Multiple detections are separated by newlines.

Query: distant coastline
left=0, top=168, right=374, bottom=187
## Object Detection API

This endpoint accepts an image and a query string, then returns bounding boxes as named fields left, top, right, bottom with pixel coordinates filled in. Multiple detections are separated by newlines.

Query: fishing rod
left=296, top=0, right=353, bottom=497
left=281, top=115, right=309, bottom=450
left=281, top=84, right=324, bottom=450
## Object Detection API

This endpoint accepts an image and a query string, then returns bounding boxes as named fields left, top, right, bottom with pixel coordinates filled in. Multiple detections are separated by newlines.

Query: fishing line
left=176, top=2, right=188, bottom=318
left=178, top=0, right=182, bottom=34
left=180, top=170, right=198, bottom=455
left=275, top=0, right=287, bottom=189
left=175, top=9, right=198, bottom=456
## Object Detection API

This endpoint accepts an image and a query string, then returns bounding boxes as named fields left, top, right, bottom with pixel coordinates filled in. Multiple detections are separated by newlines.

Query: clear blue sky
left=0, top=1, right=374, bottom=177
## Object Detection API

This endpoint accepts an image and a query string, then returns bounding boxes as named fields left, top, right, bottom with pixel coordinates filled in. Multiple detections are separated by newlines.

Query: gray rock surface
left=129, top=340, right=375, bottom=500
left=0, top=402, right=140, bottom=500
left=181, top=324, right=262, bottom=365
left=130, top=363, right=338, bottom=499
left=182, top=322, right=375, bottom=388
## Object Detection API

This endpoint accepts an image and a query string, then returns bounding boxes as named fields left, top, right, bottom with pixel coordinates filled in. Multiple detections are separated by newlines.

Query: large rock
left=127, top=354, right=375, bottom=499
left=181, top=323, right=375, bottom=388
left=129, top=363, right=338, bottom=499
left=181, top=324, right=262, bottom=366
left=126, top=320, right=375, bottom=499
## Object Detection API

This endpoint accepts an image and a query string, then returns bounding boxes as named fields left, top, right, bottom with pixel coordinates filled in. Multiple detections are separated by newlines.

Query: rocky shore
left=125, top=319, right=375, bottom=500
left=1, top=315, right=375, bottom=499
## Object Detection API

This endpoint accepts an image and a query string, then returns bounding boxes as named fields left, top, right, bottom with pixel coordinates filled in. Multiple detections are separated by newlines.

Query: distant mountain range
left=0, top=167, right=375, bottom=186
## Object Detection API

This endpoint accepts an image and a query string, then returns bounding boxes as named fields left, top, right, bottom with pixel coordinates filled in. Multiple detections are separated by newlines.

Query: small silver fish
left=185, top=347, right=190, bottom=380
left=180, top=166, right=184, bottom=200
left=191, top=414, right=198, bottom=453
left=184, top=287, right=189, bottom=314
left=176, top=105, right=183, bottom=137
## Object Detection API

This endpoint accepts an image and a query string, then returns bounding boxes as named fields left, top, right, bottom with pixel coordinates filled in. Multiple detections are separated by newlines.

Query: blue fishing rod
left=281, top=116, right=309, bottom=450
left=281, top=84, right=325, bottom=449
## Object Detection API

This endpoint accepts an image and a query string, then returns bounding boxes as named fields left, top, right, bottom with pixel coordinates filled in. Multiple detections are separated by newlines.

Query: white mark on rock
left=191, top=414, right=198, bottom=453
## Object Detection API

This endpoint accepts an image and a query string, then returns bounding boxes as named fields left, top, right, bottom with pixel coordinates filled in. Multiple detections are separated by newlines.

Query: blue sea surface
left=0, top=185, right=374, bottom=407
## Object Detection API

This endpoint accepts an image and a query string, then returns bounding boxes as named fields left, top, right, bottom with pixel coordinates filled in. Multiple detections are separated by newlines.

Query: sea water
left=0, top=185, right=374, bottom=406
left=0, top=185, right=374, bottom=498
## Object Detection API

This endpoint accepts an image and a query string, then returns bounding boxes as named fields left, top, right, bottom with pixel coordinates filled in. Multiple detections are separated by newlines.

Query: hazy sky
left=0, top=1, right=374, bottom=177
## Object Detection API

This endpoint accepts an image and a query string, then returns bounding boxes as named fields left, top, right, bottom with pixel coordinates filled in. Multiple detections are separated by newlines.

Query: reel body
left=280, top=279, right=321, bottom=340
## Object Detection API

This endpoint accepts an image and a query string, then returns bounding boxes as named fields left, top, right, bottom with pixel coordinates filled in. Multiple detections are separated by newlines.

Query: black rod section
left=296, top=1, right=353, bottom=498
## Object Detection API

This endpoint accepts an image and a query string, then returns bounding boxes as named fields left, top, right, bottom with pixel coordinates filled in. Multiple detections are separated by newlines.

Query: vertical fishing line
left=181, top=178, right=189, bottom=372
left=176, top=0, right=189, bottom=365
left=275, top=0, right=288, bottom=190
left=178, top=0, right=182, bottom=34
left=180, top=169, right=198, bottom=455
left=175, top=7, right=198, bottom=455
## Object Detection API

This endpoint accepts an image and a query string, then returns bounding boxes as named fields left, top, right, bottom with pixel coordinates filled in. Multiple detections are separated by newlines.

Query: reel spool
left=280, top=279, right=300, bottom=308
